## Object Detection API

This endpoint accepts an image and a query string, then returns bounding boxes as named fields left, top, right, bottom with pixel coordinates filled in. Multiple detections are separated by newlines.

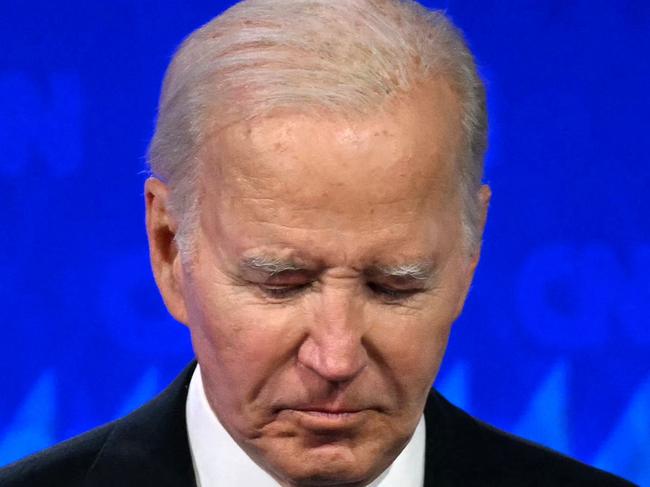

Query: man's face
left=162, top=80, right=483, bottom=486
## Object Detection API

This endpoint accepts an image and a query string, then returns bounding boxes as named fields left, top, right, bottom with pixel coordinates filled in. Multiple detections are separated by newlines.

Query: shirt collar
left=186, top=365, right=425, bottom=487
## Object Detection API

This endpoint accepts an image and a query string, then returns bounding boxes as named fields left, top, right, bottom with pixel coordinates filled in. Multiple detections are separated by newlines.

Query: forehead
left=197, top=79, right=465, bottom=264
left=207, top=79, right=461, bottom=196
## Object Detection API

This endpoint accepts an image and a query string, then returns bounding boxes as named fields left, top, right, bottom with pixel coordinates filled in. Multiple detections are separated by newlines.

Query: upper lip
left=289, top=405, right=366, bottom=414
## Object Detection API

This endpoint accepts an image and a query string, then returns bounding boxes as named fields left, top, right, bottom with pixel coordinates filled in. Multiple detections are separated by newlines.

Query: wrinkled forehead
left=199, top=78, right=464, bottom=204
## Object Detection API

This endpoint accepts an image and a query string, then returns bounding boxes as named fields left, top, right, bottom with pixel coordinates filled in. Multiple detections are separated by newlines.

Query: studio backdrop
left=0, top=1, right=648, bottom=484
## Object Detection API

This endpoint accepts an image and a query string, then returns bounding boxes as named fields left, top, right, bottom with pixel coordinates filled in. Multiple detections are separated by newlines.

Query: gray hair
left=147, top=0, right=487, bottom=257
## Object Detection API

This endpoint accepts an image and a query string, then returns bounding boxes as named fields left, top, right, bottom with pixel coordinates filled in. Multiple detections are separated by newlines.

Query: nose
left=297, top=288, right=368, bottom=383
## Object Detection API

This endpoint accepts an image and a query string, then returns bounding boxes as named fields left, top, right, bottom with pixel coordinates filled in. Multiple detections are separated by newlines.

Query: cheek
left=185, top=278, right=306, bottom=393
left=366, top=303, right=454, bottom=398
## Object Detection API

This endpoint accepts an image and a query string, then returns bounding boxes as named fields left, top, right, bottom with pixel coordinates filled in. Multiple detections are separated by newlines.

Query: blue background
left=1, top=1, right=648, bottom=483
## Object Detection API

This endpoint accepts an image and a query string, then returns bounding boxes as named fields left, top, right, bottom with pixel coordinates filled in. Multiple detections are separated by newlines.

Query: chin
left=259, top=440, right=386, bottom=487
left=273, top=464, right=374, bottom=487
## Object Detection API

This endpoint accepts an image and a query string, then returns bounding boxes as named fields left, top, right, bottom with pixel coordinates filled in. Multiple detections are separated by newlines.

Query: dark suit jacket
left=0, top=362, right=636, bottom=486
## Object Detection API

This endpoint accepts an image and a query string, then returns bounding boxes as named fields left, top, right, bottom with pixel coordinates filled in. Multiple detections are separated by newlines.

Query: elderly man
left=0, top=0, right=634, bottom=486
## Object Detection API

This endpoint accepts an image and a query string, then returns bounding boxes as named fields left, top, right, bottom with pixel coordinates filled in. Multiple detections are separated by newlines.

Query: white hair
left=147, top=0, right=488, bottom=258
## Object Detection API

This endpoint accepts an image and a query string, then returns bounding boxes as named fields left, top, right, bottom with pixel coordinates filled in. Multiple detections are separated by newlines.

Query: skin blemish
left=273, top=142, right=288, bottom=152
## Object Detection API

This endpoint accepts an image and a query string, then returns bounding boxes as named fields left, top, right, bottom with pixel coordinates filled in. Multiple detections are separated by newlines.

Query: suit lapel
left=423, top=389, right=496, bottom=487
left=85, top=362, right=198, bottom=487
left=423, top=389, right=465, bottom=487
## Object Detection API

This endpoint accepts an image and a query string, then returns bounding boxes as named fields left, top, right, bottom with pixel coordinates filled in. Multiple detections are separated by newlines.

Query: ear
left=470, top=184, right=491, bottom=265
left=454, top=184, right=491, bottom=318
left=466, top=183, right=491, bottom=276
left=144, top=177, right=189, bottom=325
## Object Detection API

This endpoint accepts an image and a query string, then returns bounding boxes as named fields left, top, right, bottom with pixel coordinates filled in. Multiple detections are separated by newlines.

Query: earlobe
left=144, top=177, right=190, bottom=325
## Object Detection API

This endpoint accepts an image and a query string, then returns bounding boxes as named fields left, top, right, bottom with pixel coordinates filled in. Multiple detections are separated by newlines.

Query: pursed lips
left=273, top=398, right=385, bottom=416
left=277, top=402, right=370, bottom=415
left=277, top=404, right=375, bottom=430
left=294, top=408, right=363, bottom=416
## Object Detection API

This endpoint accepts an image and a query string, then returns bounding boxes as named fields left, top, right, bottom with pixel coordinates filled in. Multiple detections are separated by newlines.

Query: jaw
left=223, top=406, right=418, bottom=487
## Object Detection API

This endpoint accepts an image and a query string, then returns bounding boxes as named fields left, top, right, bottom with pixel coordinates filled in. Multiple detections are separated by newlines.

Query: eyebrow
left=370, top=262, right=435, bottom=281
left=240, top=256, right=435, bottom=280
left=240, top=256, right=307, bottom=276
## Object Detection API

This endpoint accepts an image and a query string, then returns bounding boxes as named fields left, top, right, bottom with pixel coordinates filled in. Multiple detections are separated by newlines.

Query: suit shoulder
left=0, top=422, right=114, bottom=487
left=427, top=391, right=637, bottom=486
left=470, top=418, right=635, bottom=485
left=0, top=363, right=197, bottom=487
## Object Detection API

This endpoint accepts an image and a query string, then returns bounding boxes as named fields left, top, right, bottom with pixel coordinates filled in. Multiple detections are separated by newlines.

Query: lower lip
left=285, top=409, right=368, bottom=430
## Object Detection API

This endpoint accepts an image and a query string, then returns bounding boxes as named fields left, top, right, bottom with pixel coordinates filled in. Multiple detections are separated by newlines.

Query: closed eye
left=366, top=282, right=424, bottom=302
left=255, top=282, right=424, bottom=301
left=257, top=283, right=311, bottom=299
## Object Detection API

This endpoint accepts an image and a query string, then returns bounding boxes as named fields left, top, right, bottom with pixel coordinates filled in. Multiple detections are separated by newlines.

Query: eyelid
left=366, top=282, right=425, bottom=302
left=261, top=268, right=318, bottom=282
left=257, top=282, right=312, bottom=299
left=249, top=278, right=426, bottom=302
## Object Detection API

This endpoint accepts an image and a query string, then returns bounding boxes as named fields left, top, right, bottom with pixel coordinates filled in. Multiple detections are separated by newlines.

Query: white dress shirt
left=186, top=365, right=426, bottom=487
